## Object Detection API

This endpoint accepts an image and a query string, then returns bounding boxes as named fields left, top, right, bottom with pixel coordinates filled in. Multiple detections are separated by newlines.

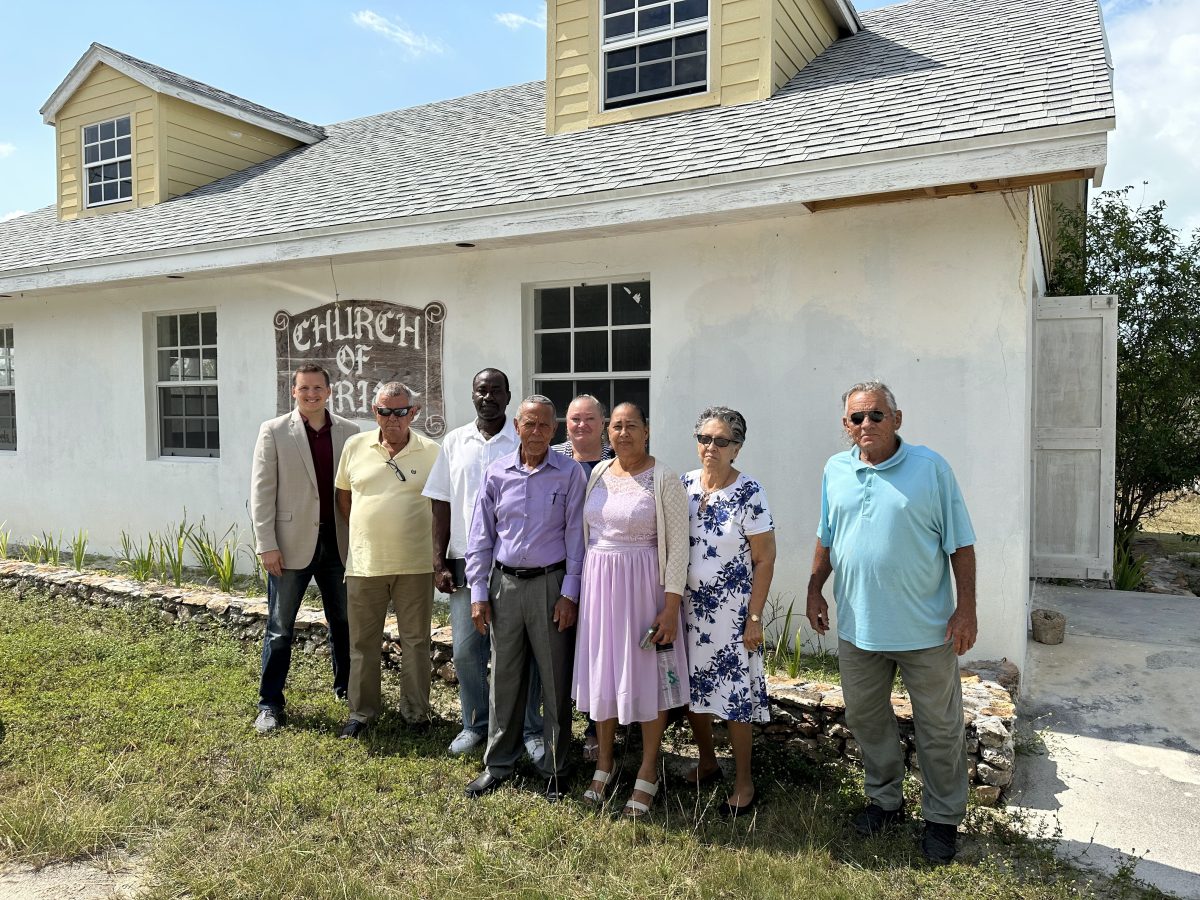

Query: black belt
left=495, top=560, right=566, bottom=579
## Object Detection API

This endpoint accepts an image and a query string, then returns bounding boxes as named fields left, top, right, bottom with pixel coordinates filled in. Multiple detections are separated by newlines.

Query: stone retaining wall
left=0, top=560, right=1018, bottom=804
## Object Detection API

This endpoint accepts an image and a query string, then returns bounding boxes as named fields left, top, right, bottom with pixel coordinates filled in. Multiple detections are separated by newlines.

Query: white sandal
left=623, top=778, right=659, bottom=818
left=583, top=768, right=613, bottom=804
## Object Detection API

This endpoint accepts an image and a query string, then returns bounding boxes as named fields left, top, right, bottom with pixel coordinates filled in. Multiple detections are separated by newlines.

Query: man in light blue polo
left=806, top=380, right=976, bottom=865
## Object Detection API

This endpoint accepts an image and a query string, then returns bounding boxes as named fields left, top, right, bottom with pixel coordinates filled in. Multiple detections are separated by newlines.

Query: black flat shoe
left=544, top=776, right=568, bottom=804
left=719, top=792, right=760, bottom=819
left=464, top=771, right=508, bottom=799
left=339, top=719, right=369, bottom=739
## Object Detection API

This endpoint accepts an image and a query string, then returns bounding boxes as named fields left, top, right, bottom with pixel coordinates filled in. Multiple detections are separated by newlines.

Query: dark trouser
left=258, top=524, right=348, bottom=711
left=838, top=637, right=968, bottom=825
left=484, top=567, right=574, bottom=779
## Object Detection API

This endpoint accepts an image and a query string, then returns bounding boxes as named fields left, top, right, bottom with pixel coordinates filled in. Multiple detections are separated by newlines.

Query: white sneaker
left=448, top=729, right=485, bottom=755
left=524, top=735, right=546, bottom=767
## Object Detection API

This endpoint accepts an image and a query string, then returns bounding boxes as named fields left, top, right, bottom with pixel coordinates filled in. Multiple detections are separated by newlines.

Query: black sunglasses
left=695, top=434, right=740, bottom=448
left=848, top=410, right=888, bottom=425
left=376, top=405, right=413, bottom=418
left=385, top=458, right=407, bottom=482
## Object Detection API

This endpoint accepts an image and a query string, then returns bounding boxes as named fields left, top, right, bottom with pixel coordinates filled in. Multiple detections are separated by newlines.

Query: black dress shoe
left=465, top=771, right=508, bottom=798
left=339, top=719, right=369, bottom=739
left=544, top=776, right=568, bottom=804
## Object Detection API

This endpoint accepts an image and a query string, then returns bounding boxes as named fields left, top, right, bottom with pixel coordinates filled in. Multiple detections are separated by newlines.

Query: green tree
left=1049, top=187, right=1200, bottom=541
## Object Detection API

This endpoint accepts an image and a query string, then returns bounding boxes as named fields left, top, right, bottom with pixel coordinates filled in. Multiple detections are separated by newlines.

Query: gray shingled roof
left=0, top=0, right=1113, bottom=276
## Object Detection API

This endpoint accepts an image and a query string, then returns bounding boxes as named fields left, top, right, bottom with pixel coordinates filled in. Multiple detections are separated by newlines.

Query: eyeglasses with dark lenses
left=695, top=434, right=739, bottom=448
left=385, top=458, right=407, bottom=481
left=848, top=410, right=888, bottom=426
left=376, top=406, right=413, bottom=418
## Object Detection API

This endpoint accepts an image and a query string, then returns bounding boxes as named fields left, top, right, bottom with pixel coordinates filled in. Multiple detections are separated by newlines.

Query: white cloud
left=1, top=210, right=27, bottom=222
left=1102, top=0, right=1200, bottom=234
left=352, top=10, right=446, bottom=59
left=495, top=9, right=546, bottom=30
left=0, top=143, right=14, bottom=159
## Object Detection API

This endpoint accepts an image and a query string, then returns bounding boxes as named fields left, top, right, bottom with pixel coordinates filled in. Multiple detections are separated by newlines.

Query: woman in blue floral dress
left=682, top=406, right=776, bottom=817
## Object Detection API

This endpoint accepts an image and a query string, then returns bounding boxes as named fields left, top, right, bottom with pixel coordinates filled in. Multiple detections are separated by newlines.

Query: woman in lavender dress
left=571, top=402, right=690, bottom=817
left=682, top=406, right=776, bottom=818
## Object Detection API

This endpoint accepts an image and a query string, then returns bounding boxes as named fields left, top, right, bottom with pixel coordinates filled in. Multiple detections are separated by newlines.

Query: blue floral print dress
left=682, top=470, right=774, bottom=723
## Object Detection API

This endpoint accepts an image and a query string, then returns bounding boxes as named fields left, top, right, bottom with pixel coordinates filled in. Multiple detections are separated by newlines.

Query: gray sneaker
left=254, top=709, right=285, bottom=734
left=524, top=735, right=546, bottom=767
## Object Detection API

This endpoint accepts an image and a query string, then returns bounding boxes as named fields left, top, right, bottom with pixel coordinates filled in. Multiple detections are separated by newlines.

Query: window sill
left=589, top=90, right=718, bottom=129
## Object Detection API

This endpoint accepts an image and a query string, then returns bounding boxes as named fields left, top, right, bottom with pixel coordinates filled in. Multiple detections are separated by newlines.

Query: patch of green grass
left=0, top=589, right=1165, bottom=899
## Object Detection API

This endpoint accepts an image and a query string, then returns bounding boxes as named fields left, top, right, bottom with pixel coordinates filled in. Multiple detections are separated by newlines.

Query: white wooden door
left=1031, top=295, right=1117, bottom=579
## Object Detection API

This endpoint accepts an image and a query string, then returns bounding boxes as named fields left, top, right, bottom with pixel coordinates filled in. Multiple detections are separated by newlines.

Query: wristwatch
left=749, top=613, right=761, bottom=623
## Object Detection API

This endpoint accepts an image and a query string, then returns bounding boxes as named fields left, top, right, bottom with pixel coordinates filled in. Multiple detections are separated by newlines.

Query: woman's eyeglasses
left=695, top=434, right=740, bottom=448
left=376, top=405, right=413, bottom=418
left=848, top=410, right=888, bottom=426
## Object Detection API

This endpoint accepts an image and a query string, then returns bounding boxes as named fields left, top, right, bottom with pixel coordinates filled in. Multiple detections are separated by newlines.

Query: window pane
left=535, top=287, right=570, bottom=329
left=185, top=419, right=205, bottom=449
left=605, top=12, right=635, bottom=40
left=675, top=0, right=706, bottom=23
left=205, top=389, right=220, bottom=415
left=185, top=391, right=204, bottom=416
left=102, top=140, right=117, bottom=160
left=103, top=182, right=118, bottom=202
left=99, top=120, right=114, bottom=140
left=87, top=185, right=102, bottom=206
left=201, top=348, right=218, bottom=379
left=607, top=67, right=637, bottom=100
left=608, top=47, right=636, bottom=69
left=574, top=284, right=608, bottom=327
left=535, top=379, right=574, bottom=416
left=614, top=378, right=651, bottom=423
left=676, top=53, right=706, bottom=85
left=605, top=0, right=634, bottom=12
left=119, top=181, right=132, bottom=199
left=103, top=163, right=117, bottom=180
left=201, top=311, right=217, bottom=344
left=158, top=315, right=177, bottom=348
left=116, top=116, right=131, bottom=136
left=84, top=125, right=98, bottom=144
left=639, top=5, right=671, bottom=31
left=181, top=348, right=201, bottom=379
left=613, top=328, right=650, bottom=372
left=85, top=145, right=99, bottom=164
left=0, top=393, right=11, bottom=415
left=118, top=159, right=131, bottom=178
left=207, top=422, right=220, bottom=451
left=164, top=389, right=184, bottom=415
left=158, top=349, right=176, bottom=381
left=536, top=333, right=571, bottom=373
left=640, top=61, right=672, bottom=92
left=676, top=31, right=705, bottom=54
left=639, top=37, right=672, bottom=62
left=612, top=281, right=651, bottom=325
left=180, top=313, right=200, bottom=345
left=574, top=331, right=608, bottom=373
left=117, top=137, right=131, bottom=157
left=576, top=379, right=613, bottom=415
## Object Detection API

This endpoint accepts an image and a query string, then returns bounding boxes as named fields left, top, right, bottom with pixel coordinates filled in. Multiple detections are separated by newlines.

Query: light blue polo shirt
left=816, top=439, right=975, bottom=652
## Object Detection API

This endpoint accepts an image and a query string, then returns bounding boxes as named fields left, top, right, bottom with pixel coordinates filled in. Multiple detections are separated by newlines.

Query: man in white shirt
left=422, top=368, right=544, bottom=759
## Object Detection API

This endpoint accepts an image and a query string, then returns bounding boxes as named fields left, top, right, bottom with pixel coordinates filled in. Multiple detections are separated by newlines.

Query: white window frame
left=154, top=309, right=220, bottom=458
left=0, top=326, right=14, bottom=452
left=601, top=0, right=709, bottom=109
left=82, top=115, right=133, bottom=209
left=529, top=277, right=652, bottom=440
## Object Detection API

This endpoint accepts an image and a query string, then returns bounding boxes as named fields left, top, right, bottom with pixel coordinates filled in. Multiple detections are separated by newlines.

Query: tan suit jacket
left=250, top=408, right=358, bottom=569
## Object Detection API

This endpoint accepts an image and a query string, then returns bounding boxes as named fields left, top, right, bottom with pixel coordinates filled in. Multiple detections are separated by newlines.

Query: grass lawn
left=0, top=590, right=1161, bottom=899
left=1142, top=493, right=1200, bottom=555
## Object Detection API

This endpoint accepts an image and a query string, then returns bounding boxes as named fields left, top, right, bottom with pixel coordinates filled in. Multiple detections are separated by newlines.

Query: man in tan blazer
left=250, top=363, right=359, bottom=734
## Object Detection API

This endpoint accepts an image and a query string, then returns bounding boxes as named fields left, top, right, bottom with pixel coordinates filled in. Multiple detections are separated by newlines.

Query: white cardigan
left=583, top=458, right=690, bottom=596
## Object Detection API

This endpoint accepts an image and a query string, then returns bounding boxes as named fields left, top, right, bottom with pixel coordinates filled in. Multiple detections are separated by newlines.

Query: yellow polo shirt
left=335, top=428, right=439, bottom=577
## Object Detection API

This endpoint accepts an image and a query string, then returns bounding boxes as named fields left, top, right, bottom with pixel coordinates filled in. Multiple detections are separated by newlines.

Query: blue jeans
left=258, top=525, right=349, bottom=712
left=449, top=579, right=542, bottom=740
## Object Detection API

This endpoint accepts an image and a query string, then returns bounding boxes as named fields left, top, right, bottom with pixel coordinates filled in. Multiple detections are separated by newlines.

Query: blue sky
left=1, top=0, right=1196, bottom=232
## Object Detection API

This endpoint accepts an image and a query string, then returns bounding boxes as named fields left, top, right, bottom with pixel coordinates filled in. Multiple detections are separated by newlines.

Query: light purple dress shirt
left=466, top=446, right=587, bottom=603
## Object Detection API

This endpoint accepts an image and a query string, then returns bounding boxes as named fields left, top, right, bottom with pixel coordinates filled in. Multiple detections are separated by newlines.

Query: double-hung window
left=83, top=116, right=133, bottom=208
left=156, top=311, right=220, bottom=457
left=532, top=279, right=651, bottom=442
left=602, top=0, right=708, bottom=110
left=0, top=327, right=14, bottom=451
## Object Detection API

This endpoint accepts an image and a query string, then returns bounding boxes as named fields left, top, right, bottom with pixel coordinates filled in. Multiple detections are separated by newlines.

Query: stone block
left=974, top=715, right=1010, bottom=747
left=981, top=746, right=1014, bottom=770
left=973, top=785, right=1002, bottom=806
left=977, top=762, right=1013, bottom=787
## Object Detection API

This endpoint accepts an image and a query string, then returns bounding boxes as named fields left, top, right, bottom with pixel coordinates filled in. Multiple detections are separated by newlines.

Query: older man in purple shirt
left=463, top=395, right=586, bottom=803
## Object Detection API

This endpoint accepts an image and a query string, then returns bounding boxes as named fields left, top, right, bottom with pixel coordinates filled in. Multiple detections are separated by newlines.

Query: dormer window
left=83, top=115, right=132, bottom=208
left=602, top=0, right=708, bottom=110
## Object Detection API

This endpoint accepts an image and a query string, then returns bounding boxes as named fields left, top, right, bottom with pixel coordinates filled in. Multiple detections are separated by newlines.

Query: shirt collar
left=300, top=412, right=332, bottom=435
left=473, top=417, right=518, bottom=445
left=851, top=436, right=908, bottom=471
left=502, top=444, right=564, bottom=474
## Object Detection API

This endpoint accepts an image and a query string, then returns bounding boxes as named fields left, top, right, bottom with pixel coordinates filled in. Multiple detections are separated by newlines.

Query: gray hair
left=569, top=393, right=607, bottom=418
left=373, top=381, right=420, bottom=405
left=694, top=406, right=747, bottom=444
left=518, top=393, right=557, bottom=419
left=842, top=380, right=897, bottom=412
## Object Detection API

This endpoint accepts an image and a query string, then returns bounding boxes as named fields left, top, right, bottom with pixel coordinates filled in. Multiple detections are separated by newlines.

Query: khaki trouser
left=838, top=637, right=968, bottom=825
left=346, top=573, right=433, bottom=724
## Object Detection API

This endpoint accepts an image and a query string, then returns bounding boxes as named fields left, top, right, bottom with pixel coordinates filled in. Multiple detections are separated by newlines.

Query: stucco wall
left=0, top=190, right=1032, bottom=664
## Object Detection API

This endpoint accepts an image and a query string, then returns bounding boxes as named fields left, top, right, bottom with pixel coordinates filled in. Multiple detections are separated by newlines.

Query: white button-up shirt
left=422, top=416, right=520, bottom=559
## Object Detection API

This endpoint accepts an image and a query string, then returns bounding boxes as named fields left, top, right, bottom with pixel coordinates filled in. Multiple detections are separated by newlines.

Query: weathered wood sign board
left=274, top=299, right=446, bottom=437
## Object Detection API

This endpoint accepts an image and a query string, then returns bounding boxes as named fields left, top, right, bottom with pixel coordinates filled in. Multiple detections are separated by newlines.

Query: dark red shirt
left=302, top=414, right=335, bottom=526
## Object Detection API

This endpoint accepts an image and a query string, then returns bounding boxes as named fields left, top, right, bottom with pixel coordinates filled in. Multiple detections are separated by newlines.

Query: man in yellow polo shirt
left=334, top=381, right=440, bottom=737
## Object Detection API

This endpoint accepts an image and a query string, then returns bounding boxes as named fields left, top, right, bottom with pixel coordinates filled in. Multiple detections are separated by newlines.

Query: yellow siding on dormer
left=55, top=64, right=157, bottom=221
left=160, top=96, right=300, bottom=199
left=546, top=0, right=841, bottom=135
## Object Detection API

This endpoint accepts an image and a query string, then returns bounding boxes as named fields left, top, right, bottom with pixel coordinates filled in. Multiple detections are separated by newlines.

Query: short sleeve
left=334, top=437, right=354, bottom=491
left=739, top=478, right=774, bottom=537
left=816, top=468, right=833, bottom=547
left=422, top=439, right=452, bottom=502
left=936, top=463, right=976, bottom=555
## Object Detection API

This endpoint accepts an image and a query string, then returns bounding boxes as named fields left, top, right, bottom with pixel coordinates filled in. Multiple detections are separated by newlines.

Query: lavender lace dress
left=572, top=466, right=689, bottom=724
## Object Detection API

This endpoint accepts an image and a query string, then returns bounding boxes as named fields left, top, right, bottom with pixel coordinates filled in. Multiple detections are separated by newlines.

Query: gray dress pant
left=838, top=637, right=968, bottom=825
left=483, top=567, right=574, bottom=779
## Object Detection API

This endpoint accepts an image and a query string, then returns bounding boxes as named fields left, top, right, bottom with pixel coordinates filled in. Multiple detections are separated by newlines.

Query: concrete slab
left=1009, top=584, right=1200, bottom=898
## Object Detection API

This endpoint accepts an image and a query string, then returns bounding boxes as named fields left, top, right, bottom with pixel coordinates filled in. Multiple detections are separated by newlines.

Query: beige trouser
left=346, top=573, right=433, bottom=724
